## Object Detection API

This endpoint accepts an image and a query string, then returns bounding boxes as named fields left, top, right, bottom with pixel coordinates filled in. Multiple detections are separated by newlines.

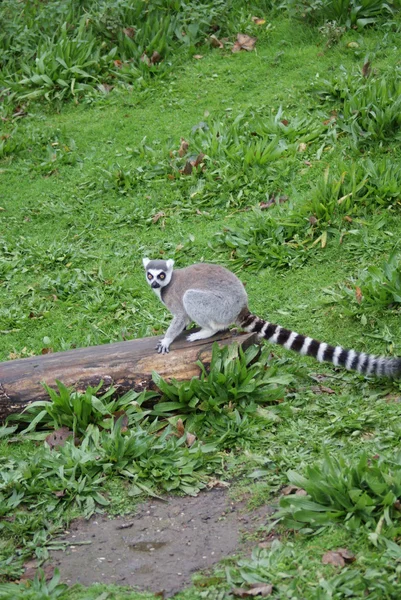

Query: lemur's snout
left=151, top=281, right=161, bottom=289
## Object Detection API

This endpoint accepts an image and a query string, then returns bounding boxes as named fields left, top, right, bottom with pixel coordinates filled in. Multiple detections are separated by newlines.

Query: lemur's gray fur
left=143, top=258, right=401, bottom=378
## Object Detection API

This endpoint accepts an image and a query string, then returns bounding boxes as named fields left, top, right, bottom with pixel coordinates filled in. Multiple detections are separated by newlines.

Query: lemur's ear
left=166, top=259, right=175, bottom=270
left=142, top=257, right=150, bottom=269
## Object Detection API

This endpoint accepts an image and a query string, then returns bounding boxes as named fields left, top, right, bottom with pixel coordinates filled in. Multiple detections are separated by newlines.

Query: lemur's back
left=161, top=263, right=248, bottom=313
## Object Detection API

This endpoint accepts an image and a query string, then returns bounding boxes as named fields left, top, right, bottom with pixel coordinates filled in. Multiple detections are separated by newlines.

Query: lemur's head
left=143, top=258, right=174, bottom=290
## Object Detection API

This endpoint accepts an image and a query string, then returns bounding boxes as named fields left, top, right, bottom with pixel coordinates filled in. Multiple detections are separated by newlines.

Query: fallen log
left=0, top=329, right=258, bottom=421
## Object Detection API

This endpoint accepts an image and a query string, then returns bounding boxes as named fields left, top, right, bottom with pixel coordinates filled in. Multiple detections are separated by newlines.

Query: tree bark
left=0, top=329, right=258, bottom=421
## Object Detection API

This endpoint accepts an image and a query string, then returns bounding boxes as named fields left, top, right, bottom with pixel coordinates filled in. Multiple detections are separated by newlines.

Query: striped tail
left=239, top=310, right=401, bottom=379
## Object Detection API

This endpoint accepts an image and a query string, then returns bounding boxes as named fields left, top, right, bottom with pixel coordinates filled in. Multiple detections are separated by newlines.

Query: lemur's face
left=143, top=258, right=174, bottom=290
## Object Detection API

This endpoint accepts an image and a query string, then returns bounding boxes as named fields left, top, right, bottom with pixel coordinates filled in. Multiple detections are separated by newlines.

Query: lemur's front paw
left=186, top=332, right=199, bottom=342
left=156, top=339, right=170, bottom=354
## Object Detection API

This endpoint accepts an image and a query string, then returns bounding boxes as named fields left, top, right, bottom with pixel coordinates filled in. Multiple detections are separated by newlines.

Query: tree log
left=0, top=329, right=258, bottom=421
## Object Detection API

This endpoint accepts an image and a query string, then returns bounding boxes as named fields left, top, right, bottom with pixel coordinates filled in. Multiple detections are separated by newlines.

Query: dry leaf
left=251, top=16, right=266, bottom=25
left=20, top=561, right=55, bottom=582
left=231, top=583, right=273, bottom=597
left=176, top=418, right=185, bottom=437
left=180, top=161, right=193, bottom=175
left=123, top=27, right=135, bottom=38
left=309, top=215, right=318, bottom=225
left=186, top=432, right=196, bottom=447
left=46, top=427, right=74, bottom=449
left=114, top=59, right=123, bottom=68
left=193, top=54, right=204, bottom=60
left=355, top=286, right=363, bottom=304
left=362, top=60, right=371, bottom=78
left=282, top=485, right=302, bottom=496
left=298, top=142, right=307, bottom=152
left=232, top=33, right=257, bottom=53
left=113, top=410, right=129, bottom=432
left=209, top=34, right=224, bottom=48
left=322, top=550, right=345, bottom=567
left=343, top=215, right=353, bottom=222
left=311, top=385, right=336, bottom=395
left=259, top=194, right=289, bottom=210
left=41, top=347, right=53, bottom=354
left=54, top=490, right=66, bottom=498
left=150, top=51, right=162, bottom=64
left=322, top=548, right=355, bottom=567
left=336, top=548, right=356, bottom=562
left=207, top=478, right=230, bottom=489
left=178, top=138, right=189, bottom=157
left=140, top=53, right=150, bottom=66
left=152, top=211, right=166, bottom=224
left=192, top=152, right=205, bottom=167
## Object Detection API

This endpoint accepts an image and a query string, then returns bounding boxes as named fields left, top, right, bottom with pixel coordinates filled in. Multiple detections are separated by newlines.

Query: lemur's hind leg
left=183, top=289, right=233, bottom=343
left=187, top=327, right=221, bottom=342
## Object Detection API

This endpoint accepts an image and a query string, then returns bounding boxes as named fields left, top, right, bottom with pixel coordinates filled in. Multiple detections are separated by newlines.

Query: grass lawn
left=1, top=1, right=401, bottom=598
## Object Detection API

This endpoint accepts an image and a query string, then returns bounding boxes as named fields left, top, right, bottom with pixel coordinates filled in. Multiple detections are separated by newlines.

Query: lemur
left=143, top=258, right=401, bottom=378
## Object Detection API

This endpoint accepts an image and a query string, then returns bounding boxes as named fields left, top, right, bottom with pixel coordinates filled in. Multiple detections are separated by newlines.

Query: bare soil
left=49, top=488, right=273, bottom=597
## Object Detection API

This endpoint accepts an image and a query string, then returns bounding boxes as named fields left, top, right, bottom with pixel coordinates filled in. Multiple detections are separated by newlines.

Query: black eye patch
left=147, top=273, right=153, bottom=280
left=158, top=273, right=166, bottom=280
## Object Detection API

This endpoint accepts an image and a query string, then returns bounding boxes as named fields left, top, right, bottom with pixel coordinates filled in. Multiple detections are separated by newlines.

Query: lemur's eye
left=159, top=273, right=166, bottom=280
left=147, top=273, right=153, bottom=280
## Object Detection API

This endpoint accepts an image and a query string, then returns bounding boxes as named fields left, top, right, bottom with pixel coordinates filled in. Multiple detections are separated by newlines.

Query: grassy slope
left=1, top=12, right=401, bottom=600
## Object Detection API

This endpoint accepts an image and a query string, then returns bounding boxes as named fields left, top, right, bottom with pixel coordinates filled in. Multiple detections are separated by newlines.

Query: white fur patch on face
left=146, top=268, right=173, bottom=291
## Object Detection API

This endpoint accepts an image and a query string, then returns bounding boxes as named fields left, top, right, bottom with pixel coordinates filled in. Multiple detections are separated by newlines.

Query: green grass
left=2, top=1, right=401, bottom=598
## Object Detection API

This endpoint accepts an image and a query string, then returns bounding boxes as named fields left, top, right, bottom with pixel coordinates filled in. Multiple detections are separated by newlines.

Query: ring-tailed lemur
left=143, top=258, right=401, bottom=378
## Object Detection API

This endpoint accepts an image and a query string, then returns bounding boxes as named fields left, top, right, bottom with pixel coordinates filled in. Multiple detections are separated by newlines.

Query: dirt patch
left=49, top=488, right=273, bottom=596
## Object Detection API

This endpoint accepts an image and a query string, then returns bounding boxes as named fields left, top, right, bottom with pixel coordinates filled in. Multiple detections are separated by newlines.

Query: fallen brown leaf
left=336, top=548, right=356, bottom=562
left=123, top=27, right=135, bottom=38
left=46, top=427, right=73, bottom=449
left=322, top=548, right=355, bottom=567
left=150, top=51, right=162, bottom=64
left=20, top=560, right=55, bottom=582
left=180, top=161, right=193, bottom=175
left=186, top=432, right=196, bottom=447
left=281, top=485, right=299, bottom=496
left=41, top=347, right=53, bottom=355
left=113, top=410, right=129, bottom=432
left=207, top=478, right=230, bottom=489
left=193, top=54, right=204, bottom=60
left=178, top=138, right=189, bottom=157
left=311, top=385, right=336, bottom=395
left=152, top=211, right=166, bottom=224
left=362, top=60, right=371, bottom=78
left=259, top=194, right=289, bottom=210
left=192, top=152, right=205, bottom=168
left=232, top=33, right=257, bottom=53
left=231, top=583, right=273, bottom=597
left=176, top=418, right=185, bottom=437
left=251, top=17, right=266, bottom=25
left=98, top=83, right=113, bottom=94
left=322, top=550, right=345, bottom=567
left=140, top=52, right=150, bottom=66
left=209, top=34, right=224, bottom=48
left=355, top=286, right=363, bottom=304
left=298, top=142, right=307, bottom=152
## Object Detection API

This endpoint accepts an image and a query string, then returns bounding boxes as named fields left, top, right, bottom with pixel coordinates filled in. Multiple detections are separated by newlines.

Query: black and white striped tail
left=240, top=311, right=401, bottom=379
